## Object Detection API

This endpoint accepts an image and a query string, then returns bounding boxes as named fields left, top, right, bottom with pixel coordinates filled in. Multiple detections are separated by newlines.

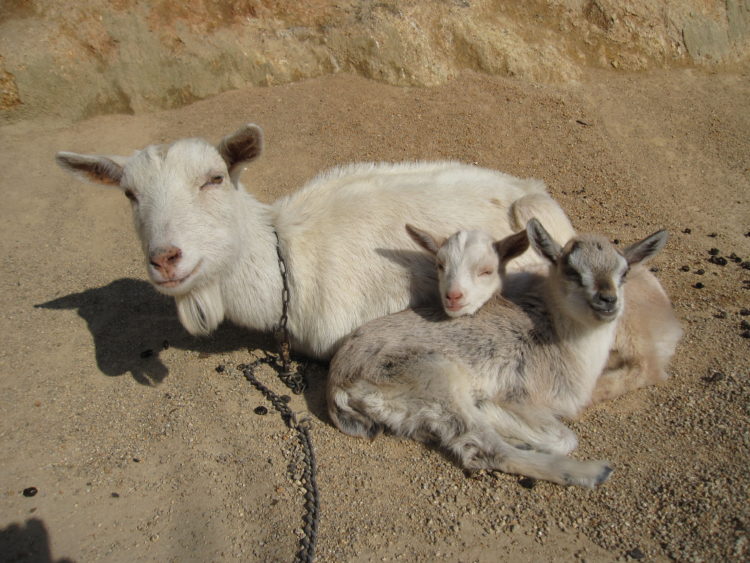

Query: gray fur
left=328, top=222, right=668, bottom=487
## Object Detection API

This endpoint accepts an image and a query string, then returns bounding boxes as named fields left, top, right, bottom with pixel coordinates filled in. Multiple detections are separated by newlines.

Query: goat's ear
left=527, top=218, right=561, bottom=264
left=623, top=230, right=668, bottom=265
left=405, top=224, right=444, bottom=255
left=55, top=152, right=124, bottom=186
left=218, top=124, right=263, bottom=181
left=494, top=229, right=529, bottom=265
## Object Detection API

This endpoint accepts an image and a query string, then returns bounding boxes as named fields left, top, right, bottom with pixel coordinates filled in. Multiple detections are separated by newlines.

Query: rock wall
left=1, top=0, right=748, bottom=123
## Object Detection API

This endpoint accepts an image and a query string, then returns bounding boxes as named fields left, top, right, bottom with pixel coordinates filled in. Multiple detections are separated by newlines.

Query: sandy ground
left=1, top=68, right=749, bottom=562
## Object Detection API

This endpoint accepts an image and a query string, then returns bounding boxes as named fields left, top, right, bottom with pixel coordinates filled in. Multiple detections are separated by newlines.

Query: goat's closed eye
left=201, top=175, right=224, bottom=189
left=478, top=269, right=493, bottom=277
left=124, top=189, right=138, bottom=203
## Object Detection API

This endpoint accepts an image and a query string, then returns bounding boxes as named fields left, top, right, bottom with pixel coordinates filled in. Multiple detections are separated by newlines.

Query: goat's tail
left=327, top=386, right=383, bottom=440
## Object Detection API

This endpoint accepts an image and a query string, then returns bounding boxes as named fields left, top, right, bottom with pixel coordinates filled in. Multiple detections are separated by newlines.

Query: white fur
left=55, top=124, right=574, bottom=359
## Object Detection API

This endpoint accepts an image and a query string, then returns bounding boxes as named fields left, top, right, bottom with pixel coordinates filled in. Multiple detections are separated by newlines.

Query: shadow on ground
left=35, top=278, right=273, bottom=386
left=0, top=518, right=73, bottom=563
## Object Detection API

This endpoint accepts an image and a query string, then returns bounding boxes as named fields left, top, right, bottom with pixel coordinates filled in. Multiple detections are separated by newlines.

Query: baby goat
left=405, top=225, right=506, bottom=317
left=413, top=213, right=681, bottom=404
left=328, top=219, right=668, bottom=487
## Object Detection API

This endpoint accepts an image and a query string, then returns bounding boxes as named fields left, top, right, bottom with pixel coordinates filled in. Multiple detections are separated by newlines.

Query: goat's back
left=272, top=161, right=548, bottom=358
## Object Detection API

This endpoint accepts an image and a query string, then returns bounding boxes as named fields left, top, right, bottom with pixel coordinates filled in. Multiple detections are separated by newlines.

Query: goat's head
left=406, top=224, right=529, bottom=317
left=55, top=124, right=263, bottom=296
left=527, top=217, right=668, bottom=324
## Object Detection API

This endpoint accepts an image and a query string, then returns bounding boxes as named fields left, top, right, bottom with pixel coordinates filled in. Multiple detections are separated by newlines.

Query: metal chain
left=240, top=358, right=320, bottom=563
left=231, top=232, right=319, bottom=561
left=273, top=231, right=306, bottom=394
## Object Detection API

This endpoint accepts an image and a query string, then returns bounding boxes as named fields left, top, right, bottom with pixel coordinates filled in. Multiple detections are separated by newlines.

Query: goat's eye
left=437, top=263, right=445, bottom=272
left=620, top=268, right=630, bottom=283
left=202, top=175, right=224, bottom=189
left=563, top=265, right=581, bottom=283
left=478, top=269, right=493, bottom=277
left=124, top=189, right=138, bottom=203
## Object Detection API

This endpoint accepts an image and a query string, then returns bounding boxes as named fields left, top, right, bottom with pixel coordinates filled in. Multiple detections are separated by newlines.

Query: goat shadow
left=35, top=278, right=273, bottom=386
left=0, top=518, right=74, bottom=563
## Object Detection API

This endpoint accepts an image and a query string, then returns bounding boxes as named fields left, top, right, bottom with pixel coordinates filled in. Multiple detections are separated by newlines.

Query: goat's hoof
left=596, top=465, right=613, bottom=485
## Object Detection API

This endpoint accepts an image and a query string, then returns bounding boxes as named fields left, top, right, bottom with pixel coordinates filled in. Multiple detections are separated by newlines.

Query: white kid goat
left=412, top=221, right=682, bottom=403
left=415, top=198, right=682, bottom=403
left=509, top=201, right=682, bottom=401
left=327, top=219, right=669, bottom=487
left=55, top=124, right=574, bottom=359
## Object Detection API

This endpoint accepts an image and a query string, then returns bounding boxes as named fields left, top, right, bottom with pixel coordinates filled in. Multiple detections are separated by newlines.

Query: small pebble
left=626, top=547, right=645, bottom=560
left=714, top=311, right=727, bottom=319
left=254, top=406, right=269, bottom=415
left=215, top=364, right=225, bottom=373
left=740, top=308, right=750, bottom=316
left=708, top=248, right=720, bottom=255
left=729, top=253, right=742, bottom=263
left=682, top=228, right=692, bottom=234
left=694, top=282, right=704, bottom=289
left=703, top=371, right=725, bottom=383
left=741, top=320, right=750, bottom=330
left=23, top=487, right=38, bottom=497
left=140, top=349, right=153, bottom=359
left=133, top=458, right=140, bottom=463
left=741, top=331, right=750, bottom=339
left=111, top=492, right=120, bottom=498
left=649, top=266, right=659, bottom=273
left=612, top=239, right=620, bottom=245
left=709, top=256, right=728, bottom=266
left=741, top=261, right=750, bottom=270
left=519, top=477, right=536, bottom=490
left=680, top=265, right=690, bottom=272
left=708, top=232, right=717, bottom=238
left=280, top=395, right=292, bottom=404
left=695, top=269, right=705, bottom=275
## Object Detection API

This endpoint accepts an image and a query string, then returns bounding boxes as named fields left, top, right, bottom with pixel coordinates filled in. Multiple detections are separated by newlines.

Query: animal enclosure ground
left=0, top=68, right=748, bottom=561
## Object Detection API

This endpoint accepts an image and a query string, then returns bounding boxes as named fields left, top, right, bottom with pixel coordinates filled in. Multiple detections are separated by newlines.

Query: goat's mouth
left=444, top=301, right=467, bottom=315
left=590, top=304, right=618, bottom=321
left=154, top=261, right=202, bottom=290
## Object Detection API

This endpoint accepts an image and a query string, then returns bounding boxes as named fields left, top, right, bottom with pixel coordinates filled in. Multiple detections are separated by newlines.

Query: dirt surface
left=1, top=68, right=749, bottom=562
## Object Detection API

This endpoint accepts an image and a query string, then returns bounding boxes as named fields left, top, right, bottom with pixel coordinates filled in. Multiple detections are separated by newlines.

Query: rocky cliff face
left=1, top=0, right=748, bottom=122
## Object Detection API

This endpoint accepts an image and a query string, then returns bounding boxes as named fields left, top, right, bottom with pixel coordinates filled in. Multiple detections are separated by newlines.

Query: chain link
left=233, top=231, right=318, bottom=561
left=274, top=231, right=306, bottom=394
left=240, top=359, right=320, bottom=563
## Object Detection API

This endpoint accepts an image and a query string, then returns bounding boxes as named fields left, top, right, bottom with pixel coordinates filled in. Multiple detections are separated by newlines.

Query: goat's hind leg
left=449, top=426, right=612, bottom=488
left=477, top=400, right=579, bottom=455
left=445, top=401, right=611, bottom=487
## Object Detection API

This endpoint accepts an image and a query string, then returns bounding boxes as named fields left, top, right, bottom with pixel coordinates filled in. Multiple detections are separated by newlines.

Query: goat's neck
left=220, top=192, right=284, bottom=332
left=541, top=282, right=618, bottom=415
left=176, top=190, right=283, bottom=336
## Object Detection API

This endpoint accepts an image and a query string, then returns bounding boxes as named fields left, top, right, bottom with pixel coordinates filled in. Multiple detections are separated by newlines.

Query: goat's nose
left=446, top=289, right=464, bottom=302
left=596, top=293, right=617, bottom=305
left=149, top=246, right=182, bottom=276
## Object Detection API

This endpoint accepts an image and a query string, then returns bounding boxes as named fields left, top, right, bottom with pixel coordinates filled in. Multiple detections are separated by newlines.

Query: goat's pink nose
left=446, top=289, right=464, bottom=302
left=149, top=246, right=182, bottom=276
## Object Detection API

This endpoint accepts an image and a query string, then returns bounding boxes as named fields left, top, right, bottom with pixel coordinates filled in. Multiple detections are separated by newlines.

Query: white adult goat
left=55, top=124, right=571, bottom=359
left=328, top=219, right=669, bottom=487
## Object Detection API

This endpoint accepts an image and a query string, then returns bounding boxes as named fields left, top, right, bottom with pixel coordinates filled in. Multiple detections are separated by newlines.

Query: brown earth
left=1, top=67, right=748, bottom=562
